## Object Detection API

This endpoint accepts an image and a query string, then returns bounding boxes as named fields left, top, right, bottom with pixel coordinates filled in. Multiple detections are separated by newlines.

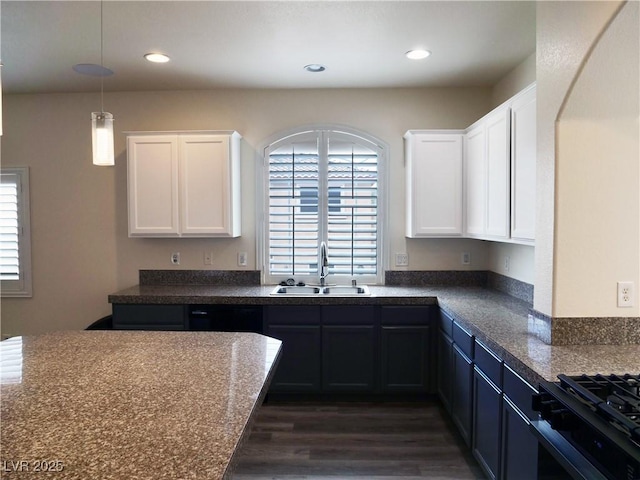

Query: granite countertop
left=0, top=331, right=282, bottom=479
left=108, top=284, right=639, bottom=386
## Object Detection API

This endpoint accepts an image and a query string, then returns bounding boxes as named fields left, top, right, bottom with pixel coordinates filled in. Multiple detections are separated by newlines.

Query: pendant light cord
left=100, top=0, right=104, bottom=114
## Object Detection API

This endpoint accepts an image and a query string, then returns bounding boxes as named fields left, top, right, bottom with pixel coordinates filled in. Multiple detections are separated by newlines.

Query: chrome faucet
left=319, top=241, right=329, bottom=286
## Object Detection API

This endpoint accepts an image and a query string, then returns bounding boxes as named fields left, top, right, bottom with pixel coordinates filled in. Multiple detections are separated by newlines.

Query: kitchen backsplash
left=139, top=269, right=533, bottom=304
left=140, top=269, right=260, bottom=286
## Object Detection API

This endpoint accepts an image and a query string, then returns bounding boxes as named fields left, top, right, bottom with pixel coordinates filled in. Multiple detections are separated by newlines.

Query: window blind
left=0, top=174, right=20, bottom=281
left=1, top=168, right=32, bottom=297
left=265, top=130, right=380, bottom=282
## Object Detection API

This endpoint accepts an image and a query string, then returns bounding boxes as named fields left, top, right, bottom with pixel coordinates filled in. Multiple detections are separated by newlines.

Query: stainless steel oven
left=532, top=374, right=640, bottom=480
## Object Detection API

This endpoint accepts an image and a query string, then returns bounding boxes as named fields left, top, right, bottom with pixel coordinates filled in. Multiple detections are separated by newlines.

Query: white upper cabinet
left=127, top=135, right=180, bottom=236
left=485, top=108, right=510, bottom=239
left=464, top=124, right=487, bottom=237
left=510, top=85, right=536, bottom=243
left=406, top=83, right=535, bottom=244
left=127, top=131, right=241, bottom=238
left=464, top=106, right=510, bottom=240
left=405, top=131, right=464, bottom=237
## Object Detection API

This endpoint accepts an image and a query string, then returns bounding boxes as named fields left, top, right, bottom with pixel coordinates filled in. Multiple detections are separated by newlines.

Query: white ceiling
left=1, top=1, right=536, bottom=94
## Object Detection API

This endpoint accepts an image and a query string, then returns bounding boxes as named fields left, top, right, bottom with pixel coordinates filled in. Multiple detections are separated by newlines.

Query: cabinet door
left=127, top=135, right=179, bottom=236
left=381, top=326, right=430, bottom=393
left=451, top=344, right=473, bottom=446
left=485, top=108, right=511, bottom=239
left=510, top=85, right=536, bottom=242
left=267, top=325, right=321, bottom=393
left=473, top=367, right=502, bottom=480
left=179, top=134, right=240, bottom=237
left=405, top=132, right=463, bottom=237
left=501, top=397, right=538, bottom=480
left=464, top=125, right=486, bottom=237
left=437, top=330, right=454, bottom=413
left=322, top=325, right=376, bottom=392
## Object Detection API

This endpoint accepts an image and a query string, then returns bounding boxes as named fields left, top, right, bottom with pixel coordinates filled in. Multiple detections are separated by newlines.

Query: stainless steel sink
left=270, top=285, right=371, bottom=296
left=322, top=285, right=371, bottom=296
left=270, top=285, right=321, bottom=295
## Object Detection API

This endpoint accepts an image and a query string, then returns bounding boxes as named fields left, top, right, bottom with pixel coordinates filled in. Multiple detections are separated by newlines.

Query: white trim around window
left=1, top=167, right=33, bottom=297
left=257, top=125, right=388, bottom=286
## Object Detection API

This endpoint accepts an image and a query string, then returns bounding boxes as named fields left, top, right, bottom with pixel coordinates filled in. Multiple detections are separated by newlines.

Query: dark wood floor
left=232, top=401, right=485, bottom=479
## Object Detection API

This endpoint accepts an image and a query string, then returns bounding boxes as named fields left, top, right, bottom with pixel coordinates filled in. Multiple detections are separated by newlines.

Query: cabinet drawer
left=474, top=339, right=502, bottom=388
left=452, top=321, right=474, bottom=358
left=266, top=306, right=321, bottom=325
left=112, top=304, right=186, bottom=329
left=503, top=364, right=538, bottom=420
left=438, top=309, right=454, bottom=337
left=322, top=305, right=375, bottom=325
left=381, top=306, right=431, bottom=325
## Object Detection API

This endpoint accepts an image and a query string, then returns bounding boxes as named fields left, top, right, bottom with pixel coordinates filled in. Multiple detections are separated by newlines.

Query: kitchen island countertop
left=108, top=284, right=639, bottom=386
left=0, top=330, right=281, bottom=479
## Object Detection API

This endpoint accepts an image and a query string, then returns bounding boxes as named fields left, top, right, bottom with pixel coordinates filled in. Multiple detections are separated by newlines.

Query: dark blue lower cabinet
left=473, top=367, right=502, bottom=480
left=112, top=304, right=186, bottom=330
left=501, top=396, right=538, bottom=480
left=437, top=329, right=454, bottom=412
left=322, top=325, right=376, bottom=392
left=267, top=324, right=322, bottom=392
left=381, top=325, right=431, bottom=393
left=452, top=344, right=474, bottom=446
left=266, top=305, right=434, bottom=395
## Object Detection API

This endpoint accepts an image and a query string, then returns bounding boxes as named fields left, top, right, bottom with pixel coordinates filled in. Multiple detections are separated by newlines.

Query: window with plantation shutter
left=1, top=167, right=32, bottom=297
left=262, top=128, right=385, bottom=285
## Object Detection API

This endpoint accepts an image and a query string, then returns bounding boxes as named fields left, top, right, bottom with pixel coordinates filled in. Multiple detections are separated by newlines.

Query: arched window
left=260, top=126, right=386, bottom=285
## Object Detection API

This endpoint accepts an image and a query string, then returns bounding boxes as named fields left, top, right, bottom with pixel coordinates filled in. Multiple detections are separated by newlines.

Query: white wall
left=1, top=87, right=492, bottom=336
left=554, top=1, right=639, bottom=317
left=491, top=53, right=536, bottom=109
left=535, top=0, right=627, bottom=316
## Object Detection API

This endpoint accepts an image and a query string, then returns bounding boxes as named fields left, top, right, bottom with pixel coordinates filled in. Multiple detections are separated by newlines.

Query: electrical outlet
left=238, top=252, right=247, bottom=267
left=395, top=253, right=409, bottom=266
left=461, top=252, right=471, bottom=265
left=617, top=281, right=634, bottom=307
left=171, top=252, right=180, bottom=265
left=504, top=256, right=511, bottom=272
left=203, top=252, right=213, bottom=265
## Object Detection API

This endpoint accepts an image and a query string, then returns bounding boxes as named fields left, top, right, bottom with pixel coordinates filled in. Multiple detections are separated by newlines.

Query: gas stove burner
left=533, top=373, right=640, bottom=480
left=558, top=374, right=640, bottom=418
left=607, top=392, right=640, bottom=417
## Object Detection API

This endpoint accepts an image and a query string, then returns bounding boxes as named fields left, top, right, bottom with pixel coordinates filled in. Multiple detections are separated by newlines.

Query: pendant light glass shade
left=91, top=112, right=114, bottom=166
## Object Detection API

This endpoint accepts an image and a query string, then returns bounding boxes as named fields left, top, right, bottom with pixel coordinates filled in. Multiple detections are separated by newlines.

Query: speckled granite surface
left=385, top=270, right=488, bottom=287
left=0, top=331, right=281, bottom=479
left=108, top=283, right=639, bottom=387
left=140, top=270, right=261, bottom=286
left=528, top=310, right=640, bottom=346
left=431, top=287, right=640, bottom=386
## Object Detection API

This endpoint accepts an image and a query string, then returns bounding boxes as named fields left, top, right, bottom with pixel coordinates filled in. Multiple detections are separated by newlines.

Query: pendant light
left=92, top=0, right=114, bottom=166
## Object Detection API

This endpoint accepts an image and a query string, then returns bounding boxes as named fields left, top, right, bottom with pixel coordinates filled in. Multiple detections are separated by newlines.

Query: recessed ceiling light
left=405, top=49, right=431, bottom=60
left=304, top=64, right=326, bottom=73
left=144, top=53, right=170, bottom=64
left=73, top=63, right=114, bottom=77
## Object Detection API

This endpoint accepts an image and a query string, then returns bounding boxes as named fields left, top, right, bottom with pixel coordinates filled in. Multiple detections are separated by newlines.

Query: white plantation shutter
left=327, top=133, right=378, bottom=277
left=264, top=129, right=383, bottom=284
left=1, top=168, right=32, bottom=297
left=267, top=132, right=321, bottom=277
